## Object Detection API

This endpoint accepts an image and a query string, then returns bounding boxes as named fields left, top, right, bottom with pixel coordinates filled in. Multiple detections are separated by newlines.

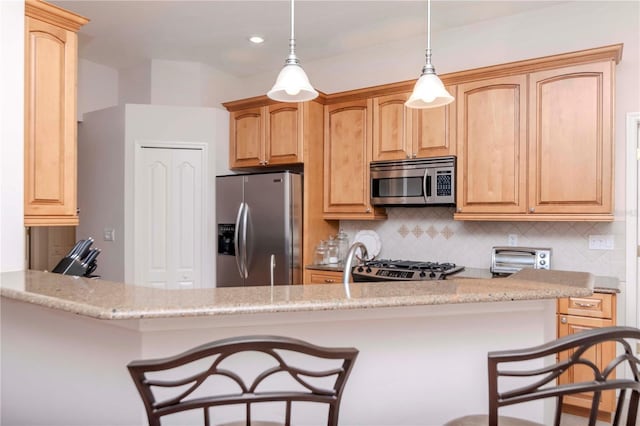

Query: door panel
left=136, top=146, right=204, bottom=289
left=529, top=62, right=613, bottom=214
left=216, top=175, right=244, bottom=287
left=457, top=76, right=527, bottom=214
left=243, top=173, right=290, bottom=285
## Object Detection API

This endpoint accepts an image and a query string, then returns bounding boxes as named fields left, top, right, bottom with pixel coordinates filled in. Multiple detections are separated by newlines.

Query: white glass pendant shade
left=267, top=0, right=318, bottom=103
left=267, top=62, right=318, bottom=102
left=405, top=0, right=453, bottom=109
left=405, top=71, right=454, bottom=109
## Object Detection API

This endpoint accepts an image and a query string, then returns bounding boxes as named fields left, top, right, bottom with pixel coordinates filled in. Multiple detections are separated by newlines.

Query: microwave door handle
left=423, top=168, right=430, bottom=204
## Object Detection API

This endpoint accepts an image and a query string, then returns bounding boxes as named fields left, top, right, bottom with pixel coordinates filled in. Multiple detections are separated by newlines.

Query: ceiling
left=52, top=0, right=568, bottom=78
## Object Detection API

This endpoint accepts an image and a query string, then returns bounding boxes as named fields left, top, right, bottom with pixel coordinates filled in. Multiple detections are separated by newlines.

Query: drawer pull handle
left=324, top=279, right=335, bottom=283
left=574, top=302, right=597, bottom=308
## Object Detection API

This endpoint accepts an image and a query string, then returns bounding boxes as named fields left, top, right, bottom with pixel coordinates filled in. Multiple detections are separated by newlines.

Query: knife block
left=51, top=257, right=87, bottom=276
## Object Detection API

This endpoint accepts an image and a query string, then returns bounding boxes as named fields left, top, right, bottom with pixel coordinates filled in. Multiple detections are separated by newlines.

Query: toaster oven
left=490, top=246, right=551, bottom=276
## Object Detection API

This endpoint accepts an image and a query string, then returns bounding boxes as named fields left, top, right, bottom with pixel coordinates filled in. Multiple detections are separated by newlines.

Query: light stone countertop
left=0, top=269, right=593, bottom=321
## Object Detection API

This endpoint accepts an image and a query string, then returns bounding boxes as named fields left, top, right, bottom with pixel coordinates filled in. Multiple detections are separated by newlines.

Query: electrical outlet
left=588, top=234, right=614, bottom=250
left=103, top=228, right=115, bottom=242
left=508, top=234, right=518, bottom=246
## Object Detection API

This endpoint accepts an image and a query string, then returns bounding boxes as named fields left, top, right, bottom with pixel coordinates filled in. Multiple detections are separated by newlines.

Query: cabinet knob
left=366, top=208, right=371, bottom=213
left=560, top=316, right=568, bottom=324
left=324, top=279, right=335, bottom=283
left=412, top=153, right=417, bottom=159
left=529, top=207, right=535, bottom=213
left=457, top=208, right=462, bottom=213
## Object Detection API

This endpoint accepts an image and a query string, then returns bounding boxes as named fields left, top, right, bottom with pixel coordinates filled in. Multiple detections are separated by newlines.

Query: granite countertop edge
left=1, top=269, right=594, bottom=321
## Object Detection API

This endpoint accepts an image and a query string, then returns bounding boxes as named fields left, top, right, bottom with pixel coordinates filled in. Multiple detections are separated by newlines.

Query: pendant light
left=267, top=0, right=318, bottom=102
left=405, top=0, right=453, bottom=109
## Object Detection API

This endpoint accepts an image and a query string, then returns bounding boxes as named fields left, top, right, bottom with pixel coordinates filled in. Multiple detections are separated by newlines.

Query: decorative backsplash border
left=339, top=207, right=625, bottom=280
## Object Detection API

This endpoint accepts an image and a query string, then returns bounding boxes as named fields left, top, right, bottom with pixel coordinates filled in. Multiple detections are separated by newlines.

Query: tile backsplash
left=339, top=208, right=625, bottom=280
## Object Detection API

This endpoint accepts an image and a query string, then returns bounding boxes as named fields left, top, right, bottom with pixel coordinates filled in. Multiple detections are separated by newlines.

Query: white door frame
left=625, top=112, right=640, bottom=328
left=132, top=140, right=209, bottom=288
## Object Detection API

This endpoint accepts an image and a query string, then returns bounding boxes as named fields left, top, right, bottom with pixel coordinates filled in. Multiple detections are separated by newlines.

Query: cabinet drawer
left=308, top=271, right=342, bottom=284
left=557, top=293, right=614, bottom=319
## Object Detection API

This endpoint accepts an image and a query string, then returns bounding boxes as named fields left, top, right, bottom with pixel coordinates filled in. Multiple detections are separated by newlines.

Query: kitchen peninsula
left=1, top=269, right=592, bottom=425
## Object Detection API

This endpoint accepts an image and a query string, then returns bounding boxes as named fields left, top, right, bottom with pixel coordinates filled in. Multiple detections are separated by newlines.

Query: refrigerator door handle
left=241, top=202, right=249, bottom=279
left=234, top=202, right=245, bottom=279
left=270, top=254, right=276, bottom=287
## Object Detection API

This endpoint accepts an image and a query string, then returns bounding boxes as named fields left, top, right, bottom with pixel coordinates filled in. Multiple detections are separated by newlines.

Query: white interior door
left=135, top=145, right=204, bottom=289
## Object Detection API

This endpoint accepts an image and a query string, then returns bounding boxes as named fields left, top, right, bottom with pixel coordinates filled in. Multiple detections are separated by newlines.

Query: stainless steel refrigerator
left=216, top=171, right=302, bottom=287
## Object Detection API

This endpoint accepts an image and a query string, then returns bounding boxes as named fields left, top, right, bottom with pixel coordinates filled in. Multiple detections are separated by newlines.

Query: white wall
left=118, top=61, right=152, bottom=105
left=77, top=106, right=126, bottom=281
left=77, top=59, right=118, bottom=121
left=0, top=0, right=25, bottom=273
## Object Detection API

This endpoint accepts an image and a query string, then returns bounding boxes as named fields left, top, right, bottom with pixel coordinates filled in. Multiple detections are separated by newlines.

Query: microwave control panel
left=436, top=170, right=453, bottom=196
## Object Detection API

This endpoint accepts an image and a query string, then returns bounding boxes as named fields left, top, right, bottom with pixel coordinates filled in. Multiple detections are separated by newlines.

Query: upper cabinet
left=372, top=88, right=456, bottom=162
left=24, top=0, right=88, bottom=226
left=228, top=102, right=303, bottom=168
left=456, top=76, right=528, bottom=215
left=323, top=99, right=386, bottom=220
left=454, top=44, right=621, bottom=221
left=527, top=62, right=613, bottom=217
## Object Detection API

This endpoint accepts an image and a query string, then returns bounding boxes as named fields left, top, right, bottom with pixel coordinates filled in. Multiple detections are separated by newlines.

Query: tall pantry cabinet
left=24, top=0, right=88, bottom=226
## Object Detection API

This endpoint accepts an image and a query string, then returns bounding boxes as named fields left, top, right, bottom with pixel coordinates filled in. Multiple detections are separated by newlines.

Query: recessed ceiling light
left=249, top=36, right=265, bottom=44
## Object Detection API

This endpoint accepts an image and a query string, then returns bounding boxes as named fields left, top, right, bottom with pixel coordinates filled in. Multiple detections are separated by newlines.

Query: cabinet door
left=529, top=62, right=613, bottom=215
left=456, top=76, right=527, bottom=215
left=557, top=314, right=616, bottom=415
left=265, top=103, right=303, bottom=166
left=412, top=85, right=457, bottom=158
left=24, top=17, right=79, bottom=225
left=372, top=93, right=411, bottom=161
left=323, top=100, right=384, bottom=219
left=229, top=107, right=264, bottom=168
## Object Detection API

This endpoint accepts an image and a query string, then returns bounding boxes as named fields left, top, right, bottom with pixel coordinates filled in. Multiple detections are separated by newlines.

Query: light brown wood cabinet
left=455, top=46, right=619, bottom=221
left=229, top=103, right=303, bottom=168
left=372, top=89, right=456, bottom=162
left=557, top=293, right=617, bottom=421
left=307, top=270, right=342, bottom=284
left=455, top=75, right=528, bottom=215
left=528, top=62, right=613, bottom=216
left=323, top=99, right=386, bottom=220
left=24, top=0, right=88, bottom=226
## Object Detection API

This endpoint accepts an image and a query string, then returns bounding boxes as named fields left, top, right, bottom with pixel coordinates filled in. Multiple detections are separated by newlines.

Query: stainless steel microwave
left=370, top=156, right=456, bottom=206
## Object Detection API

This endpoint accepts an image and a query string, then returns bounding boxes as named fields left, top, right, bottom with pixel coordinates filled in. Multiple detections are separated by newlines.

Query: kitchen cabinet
left=528, top=62, right=613, bottom=216
left=307, top=270, right=342, bottom=284
left=323, top=99, right=386, bottom=220
left=557, top=293, right=616, bottom=421
left=229, top=102, right=303, bottom=168
left=372, top=89, right=456, bottom=162
left=24, top=0, right=88, bottom=226
left=454, top=45, right=620, bottom=221
left=455, top=75, right=528, bottom=216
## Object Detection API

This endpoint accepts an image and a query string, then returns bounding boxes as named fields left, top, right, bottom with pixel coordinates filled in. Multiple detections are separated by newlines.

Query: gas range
left=351, top=259, right=464, bottom=282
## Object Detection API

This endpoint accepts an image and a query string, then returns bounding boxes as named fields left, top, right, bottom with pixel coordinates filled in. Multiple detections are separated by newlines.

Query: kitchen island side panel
left=1, top=297, right=555, bottom=426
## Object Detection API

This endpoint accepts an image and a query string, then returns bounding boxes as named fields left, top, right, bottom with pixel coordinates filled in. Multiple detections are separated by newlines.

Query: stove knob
left=429, top=271, right=436, bottom=278
left=357, top=266, right=364, bottom=273
left=419, top=271, right=426, bottom=278
left=366, top=267, right=372, bottom=273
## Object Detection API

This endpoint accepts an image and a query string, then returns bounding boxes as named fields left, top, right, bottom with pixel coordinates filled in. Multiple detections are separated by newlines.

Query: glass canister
left=327, top=236, right=339, bottom=265
left=336, top=229, right=350, bottom=264
left=314, top=240, right=328, bottom=265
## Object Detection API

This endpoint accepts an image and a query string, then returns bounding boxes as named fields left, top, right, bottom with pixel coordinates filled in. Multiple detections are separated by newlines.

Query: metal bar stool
left=128, top=335, right=358, bottom=426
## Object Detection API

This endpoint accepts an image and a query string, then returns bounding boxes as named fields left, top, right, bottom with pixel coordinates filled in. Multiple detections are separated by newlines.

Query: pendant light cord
left=423, top=0, right=435, bottom=75
left=287, top=0, right=298, bottom=64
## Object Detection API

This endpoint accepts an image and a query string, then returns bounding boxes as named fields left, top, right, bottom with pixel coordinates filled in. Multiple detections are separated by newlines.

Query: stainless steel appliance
left=216, top=171, right=302, bottom=287
left=370, top=156, right=456, bottom=207
left=351, top=259, right=464, bottom=282
left=490, top=246, right=551, bottom=276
